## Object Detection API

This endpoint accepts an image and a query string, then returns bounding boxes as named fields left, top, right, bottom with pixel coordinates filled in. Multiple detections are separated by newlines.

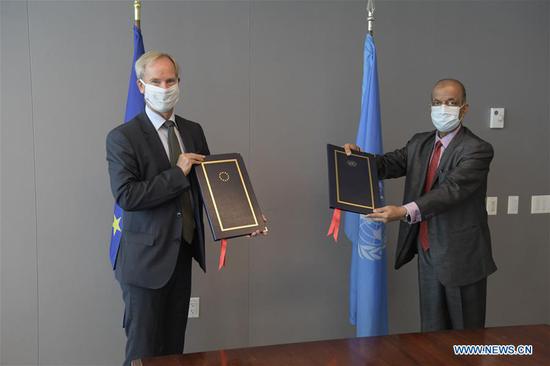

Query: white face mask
left=431, top=105, right=463, bottom=133
left=140, top=79, right=180, bottom=113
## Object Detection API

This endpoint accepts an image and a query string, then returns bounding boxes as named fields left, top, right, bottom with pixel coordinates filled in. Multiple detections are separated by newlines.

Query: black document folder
left=327, top=144, right=381, bottom=214
left=195, top=153, right=265, bottom=241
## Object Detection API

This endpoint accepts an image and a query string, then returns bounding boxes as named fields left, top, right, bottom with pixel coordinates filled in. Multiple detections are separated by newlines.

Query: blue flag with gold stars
left=110, top=25, right=145, bottom=267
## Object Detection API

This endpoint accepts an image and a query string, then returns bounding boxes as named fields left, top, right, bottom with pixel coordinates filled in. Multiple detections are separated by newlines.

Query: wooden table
left=132, top=324, right=550, bottom=366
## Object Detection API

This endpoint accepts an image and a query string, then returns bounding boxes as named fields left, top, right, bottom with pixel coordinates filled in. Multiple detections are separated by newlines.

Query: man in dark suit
left=345, top=79, right=497, bottom=332
left=106, top=51, right=210, bottom=366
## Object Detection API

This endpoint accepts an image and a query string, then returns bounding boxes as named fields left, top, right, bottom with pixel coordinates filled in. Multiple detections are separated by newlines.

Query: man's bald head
left=432, top=79, right=467, bottom=104
left=430, top=78, right=470, bottom=135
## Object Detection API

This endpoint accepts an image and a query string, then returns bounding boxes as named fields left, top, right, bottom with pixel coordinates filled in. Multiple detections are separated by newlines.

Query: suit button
left=176, top=212, right=182, bottom=217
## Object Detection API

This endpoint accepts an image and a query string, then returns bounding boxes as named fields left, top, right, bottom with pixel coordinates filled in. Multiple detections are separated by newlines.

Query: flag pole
left=367, top=0, right=375, bottom=35
left=134, top=0, right=141, bottom=29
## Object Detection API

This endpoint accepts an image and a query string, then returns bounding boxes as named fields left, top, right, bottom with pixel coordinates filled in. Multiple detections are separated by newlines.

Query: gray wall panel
left=140, top=1, right=253, bottom=352
left=373, top=0, right=550, bottom=332
left=249, top=1, right=368, bottom=346
left=0, top=1, right=549, bottom=365
left=0, top=1, right=39, bottom=365
left=375, top=1, right=439, bottom=333
left=25, top=0, right=252, bottom=362
left=27, top=1, right=134, bottom=365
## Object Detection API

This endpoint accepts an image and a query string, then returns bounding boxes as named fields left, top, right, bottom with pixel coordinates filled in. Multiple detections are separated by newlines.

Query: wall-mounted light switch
left=507, top=196, right=519, bottom=214
left=486, top=197, right=498, bottom=215
left=531, top=195, right=550, bottom=214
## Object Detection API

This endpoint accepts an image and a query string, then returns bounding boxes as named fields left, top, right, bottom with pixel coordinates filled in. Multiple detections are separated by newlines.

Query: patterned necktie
left=419, top=141, right=443, bottom=251
left=165, top=120, right=195, bottom=244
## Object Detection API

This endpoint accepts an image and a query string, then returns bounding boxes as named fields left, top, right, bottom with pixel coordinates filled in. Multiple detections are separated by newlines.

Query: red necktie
left=419, top=141, right=443, bottom=251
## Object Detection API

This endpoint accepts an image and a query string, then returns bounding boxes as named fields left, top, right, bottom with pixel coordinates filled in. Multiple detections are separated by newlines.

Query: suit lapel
left=137, top=112, right=171, bottom=171
left=416, top=132, right=436, bottom=197
left=175, top=116, right=200, bottom=210
left=438, top=127, right=464, bottom=169
left=431, top=127, right=465, bottom=187
left=175, top=116, right=196, bottom=153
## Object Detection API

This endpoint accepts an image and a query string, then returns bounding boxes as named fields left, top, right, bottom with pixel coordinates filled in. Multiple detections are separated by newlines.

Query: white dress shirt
left=145, top=105, right=186, bottom=158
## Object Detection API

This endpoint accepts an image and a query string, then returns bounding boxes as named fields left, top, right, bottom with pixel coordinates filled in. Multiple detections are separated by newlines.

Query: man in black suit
left=107, top=51, right=209, bottom=366
left=345, top=79, right=497, bottom=332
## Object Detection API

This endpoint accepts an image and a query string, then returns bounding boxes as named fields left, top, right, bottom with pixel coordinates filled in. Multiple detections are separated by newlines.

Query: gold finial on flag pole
left=134, top=0, right=141, bottom=29
left=367, top=0, right=375, bottom=35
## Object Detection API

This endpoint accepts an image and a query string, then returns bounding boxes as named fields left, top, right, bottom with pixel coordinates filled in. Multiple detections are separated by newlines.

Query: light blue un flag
left=110, top=25, right=145, bottom=268
left=344, top=33, right=388, bottom=337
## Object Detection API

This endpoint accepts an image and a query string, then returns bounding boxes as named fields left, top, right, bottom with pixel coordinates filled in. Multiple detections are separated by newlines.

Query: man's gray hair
left=135, top=51, right=180, bottom=80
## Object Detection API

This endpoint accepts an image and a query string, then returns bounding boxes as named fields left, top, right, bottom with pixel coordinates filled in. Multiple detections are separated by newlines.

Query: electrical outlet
left=188, top=297, right=199, bottom=318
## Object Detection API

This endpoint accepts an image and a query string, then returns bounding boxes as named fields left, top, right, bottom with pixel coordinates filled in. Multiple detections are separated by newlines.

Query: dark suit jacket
left=106, top=112, right=210, bottom=289
left=376, top=126, right=497, bottom=287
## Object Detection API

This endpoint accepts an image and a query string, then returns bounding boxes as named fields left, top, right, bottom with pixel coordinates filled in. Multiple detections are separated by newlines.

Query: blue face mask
left=431, top=105, right=463, bottom=133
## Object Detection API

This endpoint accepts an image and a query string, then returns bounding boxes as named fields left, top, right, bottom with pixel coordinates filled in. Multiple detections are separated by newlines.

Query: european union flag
left=344, top=33, right=388, bottom=337
left=110, top=25, right=145, bottom=268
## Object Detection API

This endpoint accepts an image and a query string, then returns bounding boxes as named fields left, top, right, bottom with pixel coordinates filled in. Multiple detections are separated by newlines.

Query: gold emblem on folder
left=201, top=159, right=259, bottom=232
left=335, top=150, right=375, bottom=210
left=218, top=171, right=230, bottom=182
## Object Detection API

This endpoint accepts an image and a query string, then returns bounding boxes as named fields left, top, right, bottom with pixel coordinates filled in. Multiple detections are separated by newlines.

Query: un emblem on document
left=357, top=215, right=385, bottom=261
left=346, top=159, right=358, bottom=168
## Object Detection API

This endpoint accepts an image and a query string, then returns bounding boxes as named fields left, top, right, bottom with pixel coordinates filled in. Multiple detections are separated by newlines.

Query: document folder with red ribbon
left=327, top=144, right=381, bottom=215
left=196, top=153, right=265, bottom=241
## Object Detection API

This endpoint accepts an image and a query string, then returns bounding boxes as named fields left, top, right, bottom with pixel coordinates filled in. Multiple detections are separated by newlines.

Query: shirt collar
left=435, top=124, right=462, bottom=149
left=145, top=105, right=175, bottom=131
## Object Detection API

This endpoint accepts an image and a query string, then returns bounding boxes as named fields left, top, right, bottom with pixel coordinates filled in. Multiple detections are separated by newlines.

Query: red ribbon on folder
left=218, top=239, right=228, bottom=270
left=327, top=208, right=342, bottom=242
